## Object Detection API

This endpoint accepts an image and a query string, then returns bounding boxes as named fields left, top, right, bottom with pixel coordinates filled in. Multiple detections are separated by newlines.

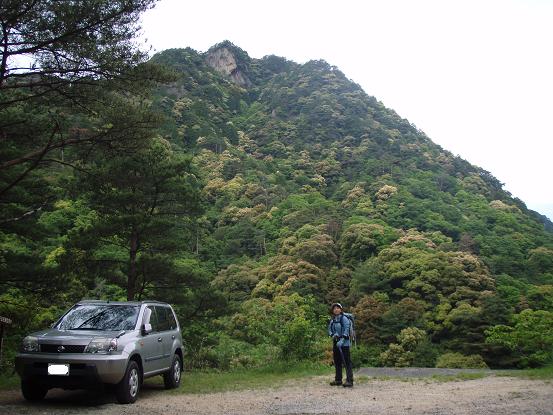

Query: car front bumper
left=15, top=352, right=128, bottom=387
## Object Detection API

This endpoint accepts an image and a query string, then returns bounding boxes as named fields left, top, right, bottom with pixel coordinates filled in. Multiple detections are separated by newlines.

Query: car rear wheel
left=163, top=354, right=182, bottom=389
left=21, top=379, right=48, bottom=401
left=115, top=360, right=141, bottom=404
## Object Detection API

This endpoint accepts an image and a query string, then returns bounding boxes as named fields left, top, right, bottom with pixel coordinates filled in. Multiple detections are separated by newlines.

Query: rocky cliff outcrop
left=205, top=47, right=251, bottom=88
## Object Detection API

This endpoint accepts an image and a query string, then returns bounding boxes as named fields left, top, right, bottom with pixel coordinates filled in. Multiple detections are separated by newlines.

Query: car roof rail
left=140, top=300, right=170, bottom=305
left=78, top=299, right=108, bottom=303
left=77, top=299, right=170, bottom=305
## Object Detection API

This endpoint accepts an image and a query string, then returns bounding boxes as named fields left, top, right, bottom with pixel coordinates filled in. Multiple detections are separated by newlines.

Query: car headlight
left=84, top=338, right=117, bottom=354
left=22, top=336, right=39, bottom=352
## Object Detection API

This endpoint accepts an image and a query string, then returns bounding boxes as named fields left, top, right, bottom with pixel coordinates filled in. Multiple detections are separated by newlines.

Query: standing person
left=328, top=302, right=354, bottom=387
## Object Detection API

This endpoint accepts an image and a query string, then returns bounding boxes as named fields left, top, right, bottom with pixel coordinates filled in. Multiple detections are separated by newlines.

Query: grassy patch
left=1, top=362, right=332, bottom=394
left=356, top=372, right=488, bottom=383
left=497, top=364, right=553, bottom=380
left=145, top=361, right=333, bottom=394
left=427, top=372, right=487, bottom=382
left=0, top=373, right=19, bottom=391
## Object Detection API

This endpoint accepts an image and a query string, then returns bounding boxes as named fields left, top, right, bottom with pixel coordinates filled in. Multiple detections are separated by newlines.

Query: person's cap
left=330, top=303, right=343, bottom=310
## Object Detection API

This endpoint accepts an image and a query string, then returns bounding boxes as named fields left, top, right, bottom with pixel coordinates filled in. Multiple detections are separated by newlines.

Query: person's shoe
left=329, top=380, right=342, bottom=386
left=342, top=381, right=353, bottom=388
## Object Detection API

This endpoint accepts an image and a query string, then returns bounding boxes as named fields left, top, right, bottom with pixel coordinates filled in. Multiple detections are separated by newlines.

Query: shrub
left=380, top=327, right=436, bottom=367
left=207, top=334, right=253, bottom=370
left=350, top=344, right=385, bottom=368
left=380, top=343, right=411, bottom=367
left=207, top=335, right=283, bottom=370
left=411, top=339, right=439, bottom=367
left=485, top=309, right=553, bottom=367
left=436, top=352, right=489, bottom=369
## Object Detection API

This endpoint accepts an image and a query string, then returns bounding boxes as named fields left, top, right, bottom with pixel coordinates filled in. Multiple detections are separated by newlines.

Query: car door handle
left=157, top=337, right=163, bottom=342
left=171, top=335, right=175, bottom=340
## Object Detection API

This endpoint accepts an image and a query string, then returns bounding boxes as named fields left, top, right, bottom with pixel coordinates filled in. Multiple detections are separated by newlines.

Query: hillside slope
left=148, top=42, right=553, bottom=367
left=151, top=41, right=553, bottom=275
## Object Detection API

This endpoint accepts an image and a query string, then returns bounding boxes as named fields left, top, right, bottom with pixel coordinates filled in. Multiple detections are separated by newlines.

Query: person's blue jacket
left=328, top=313, right=351, bottom=347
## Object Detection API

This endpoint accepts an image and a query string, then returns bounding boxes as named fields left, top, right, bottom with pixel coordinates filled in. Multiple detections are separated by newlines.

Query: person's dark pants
left=333, top=342, right=353, bottom=383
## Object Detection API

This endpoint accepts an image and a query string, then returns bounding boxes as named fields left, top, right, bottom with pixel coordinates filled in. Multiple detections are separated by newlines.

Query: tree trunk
left=128, top=230, right=139, bottom=301
left=196, top=229, right=199, bottom=255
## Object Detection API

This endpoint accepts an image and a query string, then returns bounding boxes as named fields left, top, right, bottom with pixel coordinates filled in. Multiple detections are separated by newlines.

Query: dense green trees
left=486, top=309, right=553, bottom=367
left=1, top=0, right=166, bottom=296
left=2, top=35, right=553, bottom=371
left=1, top=2, right=162, bottom=296
left=70, top=137, right=202, bottom=300
left=0, top=0, right=172, bottom=367
left=1, top=0, right=163, bottom=196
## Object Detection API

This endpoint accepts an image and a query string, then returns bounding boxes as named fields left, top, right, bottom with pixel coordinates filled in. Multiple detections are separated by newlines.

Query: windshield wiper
left=68, top=327, right=103, bottom=330
left=70, top=307, right=113, bottom=330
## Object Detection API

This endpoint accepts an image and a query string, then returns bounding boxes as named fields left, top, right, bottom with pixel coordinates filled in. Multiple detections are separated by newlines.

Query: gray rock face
left=205, top=47, right=251, bottom=87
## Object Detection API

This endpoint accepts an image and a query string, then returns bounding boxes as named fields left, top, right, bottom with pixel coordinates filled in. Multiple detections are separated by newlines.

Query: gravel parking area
left=0, top=372, right=551, bottom=415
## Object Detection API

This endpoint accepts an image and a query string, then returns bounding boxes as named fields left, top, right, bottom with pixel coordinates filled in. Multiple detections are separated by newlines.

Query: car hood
left=29, top=329, right=125, bottom=344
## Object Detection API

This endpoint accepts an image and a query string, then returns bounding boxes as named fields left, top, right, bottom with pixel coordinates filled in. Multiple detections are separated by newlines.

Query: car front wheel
left=163, top=354, right=182, bottom=389
left=21, top=379, right=48, bottom=401
left=115, top=360, right=141, bottom=404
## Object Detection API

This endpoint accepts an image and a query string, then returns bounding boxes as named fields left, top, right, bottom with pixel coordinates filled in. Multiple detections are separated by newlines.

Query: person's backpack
left=340, top=312, right=356, bottom=347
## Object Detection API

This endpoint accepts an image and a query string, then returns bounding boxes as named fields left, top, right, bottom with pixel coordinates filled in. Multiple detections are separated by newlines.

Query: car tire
left=163, top=354, right=182, bottom=389
left=21, top=379, right=47, bottom=401
left=115, top=360, right=141, bottom=404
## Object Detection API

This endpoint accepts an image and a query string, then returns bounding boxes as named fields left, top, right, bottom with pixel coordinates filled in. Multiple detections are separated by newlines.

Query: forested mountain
left=2, top=38, right=552, bottom=370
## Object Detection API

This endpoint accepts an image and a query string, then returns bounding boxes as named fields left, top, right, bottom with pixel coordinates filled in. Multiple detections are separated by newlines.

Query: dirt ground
left=0, top=374, right=552, bottom=415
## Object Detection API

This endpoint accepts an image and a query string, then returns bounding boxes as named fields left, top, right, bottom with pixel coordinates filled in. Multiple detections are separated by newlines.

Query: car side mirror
left=142, top=323, right=152, bottom=336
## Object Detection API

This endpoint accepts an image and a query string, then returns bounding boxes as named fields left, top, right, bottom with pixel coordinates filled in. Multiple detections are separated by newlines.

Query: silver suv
left=15, top=300, right=184, bottom=404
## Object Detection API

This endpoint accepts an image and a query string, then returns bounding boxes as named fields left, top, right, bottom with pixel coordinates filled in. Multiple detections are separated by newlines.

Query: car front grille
left=40, top=344, right=87, bottom=353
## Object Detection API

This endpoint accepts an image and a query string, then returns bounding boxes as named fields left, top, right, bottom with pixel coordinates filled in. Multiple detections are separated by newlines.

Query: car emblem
left=57, top=345, right=65, bottom=353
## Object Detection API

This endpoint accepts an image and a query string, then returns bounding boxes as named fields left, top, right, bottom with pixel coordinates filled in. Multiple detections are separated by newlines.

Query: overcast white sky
left=141, top=0, right=553, bottom=220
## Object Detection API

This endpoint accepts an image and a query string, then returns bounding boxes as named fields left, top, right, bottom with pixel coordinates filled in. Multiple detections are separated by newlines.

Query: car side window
left=155, top=306, right=170, bottom=332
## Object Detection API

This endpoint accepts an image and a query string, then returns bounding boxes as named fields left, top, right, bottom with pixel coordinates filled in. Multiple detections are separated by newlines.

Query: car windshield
left=56, top=304, right=140, bottom=331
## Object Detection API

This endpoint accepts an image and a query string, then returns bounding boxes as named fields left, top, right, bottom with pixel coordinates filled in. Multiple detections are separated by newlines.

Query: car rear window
left=56, top=304, right=140, bottom=331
